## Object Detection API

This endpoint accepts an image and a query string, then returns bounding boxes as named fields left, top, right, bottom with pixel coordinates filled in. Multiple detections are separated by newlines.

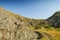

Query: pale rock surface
left=0, top=7, right=38, bottom=40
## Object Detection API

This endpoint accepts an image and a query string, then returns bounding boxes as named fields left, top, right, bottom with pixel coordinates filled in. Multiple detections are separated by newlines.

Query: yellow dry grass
left=30, top=27, right=60, bottom=40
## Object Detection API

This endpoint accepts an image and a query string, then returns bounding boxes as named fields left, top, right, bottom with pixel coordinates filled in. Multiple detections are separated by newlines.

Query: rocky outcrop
left=0, top=8, right=39, bottom=40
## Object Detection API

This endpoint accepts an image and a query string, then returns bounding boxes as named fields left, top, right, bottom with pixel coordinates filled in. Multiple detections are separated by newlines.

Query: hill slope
left=47, top=11, right=60, bottom=28
left=0, top=7, right=41, bottom=40
left=0, top=7, right=60, bottom=40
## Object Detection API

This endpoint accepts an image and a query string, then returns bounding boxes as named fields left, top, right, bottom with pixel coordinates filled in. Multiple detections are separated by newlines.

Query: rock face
left=0, top=8, right=38, bottom=40
left=47, top=11, right=60, bottom=28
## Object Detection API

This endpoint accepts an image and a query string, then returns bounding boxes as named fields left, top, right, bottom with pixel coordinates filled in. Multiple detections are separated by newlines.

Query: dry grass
left=30, top=27, right=60, bottom=40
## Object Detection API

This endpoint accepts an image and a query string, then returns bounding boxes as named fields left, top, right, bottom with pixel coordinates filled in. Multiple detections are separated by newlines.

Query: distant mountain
left=47, top=11, right=60, bottom=28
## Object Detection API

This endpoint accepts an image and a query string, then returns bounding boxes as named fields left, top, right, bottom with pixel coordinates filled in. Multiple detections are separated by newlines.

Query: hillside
left=15, top=11, right=60, bottom=40
left=47, top=11, right=60, bottom=28
left=0, top=7, right=40, bottom=40
left=0, top=7, right=60, bottom=40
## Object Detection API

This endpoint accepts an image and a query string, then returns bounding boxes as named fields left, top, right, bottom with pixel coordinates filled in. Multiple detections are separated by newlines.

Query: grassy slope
left=29, top=26, right=60, bottom=40
left=10, top=12, right=60, bottom=40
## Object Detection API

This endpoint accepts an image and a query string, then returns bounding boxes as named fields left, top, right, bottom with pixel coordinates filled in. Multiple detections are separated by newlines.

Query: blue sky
left=0, top=0, right=60, bottom=19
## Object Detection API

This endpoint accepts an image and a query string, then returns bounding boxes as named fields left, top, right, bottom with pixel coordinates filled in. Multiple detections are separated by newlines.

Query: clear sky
left=0, top=0, right=60, bottom=19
